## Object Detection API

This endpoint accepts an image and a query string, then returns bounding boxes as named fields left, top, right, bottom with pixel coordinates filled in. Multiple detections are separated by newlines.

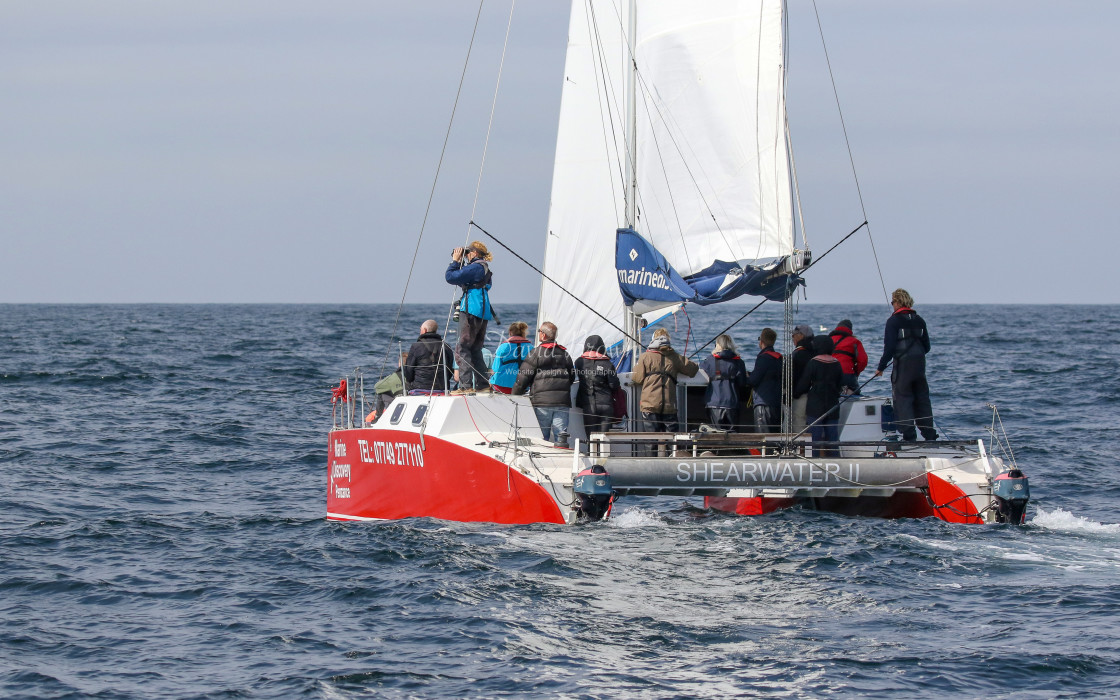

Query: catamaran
left=326, top=0, right=1029, bottom=526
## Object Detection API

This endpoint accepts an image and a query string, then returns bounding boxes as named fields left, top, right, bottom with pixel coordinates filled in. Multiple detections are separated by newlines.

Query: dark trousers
left=584, top=414, right=612, bottom=437
left=841, top=372, right=860, bottom=394
left=641, top=412, right=677, bottom=456
left=891, top=355, right=936, bottom=440
left=807, top=413, right=840, bottom=457
left=642, top=412, right=677, bottom=433
left=753, top=404, right=778, bottom=433
left=456, top=313, right=490, bottom=390
left=707, top=407, right=737, bottom=432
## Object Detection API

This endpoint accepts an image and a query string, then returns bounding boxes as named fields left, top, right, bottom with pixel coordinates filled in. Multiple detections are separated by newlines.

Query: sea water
left=2, top=303, right=1119, bottom=698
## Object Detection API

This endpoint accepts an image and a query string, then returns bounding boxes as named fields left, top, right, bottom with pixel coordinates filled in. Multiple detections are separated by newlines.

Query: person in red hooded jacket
left=829, top=319, right=868, bottom=394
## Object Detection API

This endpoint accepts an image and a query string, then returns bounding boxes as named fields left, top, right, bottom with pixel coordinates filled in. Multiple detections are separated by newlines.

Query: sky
left=2, top=1, right=1117, bottom=305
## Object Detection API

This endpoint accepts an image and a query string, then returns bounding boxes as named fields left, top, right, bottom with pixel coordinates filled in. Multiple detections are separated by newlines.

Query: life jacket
left=457, top=261, right=493, bottom=320
left=645, top=348, right=680, bottom=382
left=829, top=327, right=867, bottom=375
left=499, top=337, right=532, bottom=367
left=891, top=307, right=927, bottom=357
left=709, top=353, right=741, bottom=379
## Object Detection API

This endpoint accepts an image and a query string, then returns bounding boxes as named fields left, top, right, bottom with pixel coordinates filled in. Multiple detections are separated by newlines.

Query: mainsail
left=539, top=0, right=796, bottom=353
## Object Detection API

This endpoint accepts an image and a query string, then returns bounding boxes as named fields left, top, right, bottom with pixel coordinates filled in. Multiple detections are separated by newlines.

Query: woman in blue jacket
left=700, top=334, right=747, bottom=431
left=445, top=241, right=494, bottom=391
left=490, top=321, right=532, bottom=394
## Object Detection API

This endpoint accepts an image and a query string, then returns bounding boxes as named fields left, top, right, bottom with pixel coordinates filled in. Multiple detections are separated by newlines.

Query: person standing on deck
left=512, top=322, right=575, bottom=448
left=789, top=324, right=815, bottom=432
left=700, top=334, right=747, bottom=431
left=747, top=327, right=782, bottom=433
left=574, top=335, right=621, bottom=447
left=445, top=241, right=493, bottom=392
left=632, top=328, right=699, bottom=433
left=829, top=319, right=869, bottom=394
left=873, top=288, right=938, bottom=441
left=795, top=335, right=844, bottom=456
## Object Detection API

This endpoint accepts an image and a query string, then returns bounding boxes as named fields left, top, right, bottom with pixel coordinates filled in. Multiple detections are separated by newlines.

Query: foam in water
left=607, top=507, right=665, bottom=528
left=1031, top=508, right=1120, bottom=535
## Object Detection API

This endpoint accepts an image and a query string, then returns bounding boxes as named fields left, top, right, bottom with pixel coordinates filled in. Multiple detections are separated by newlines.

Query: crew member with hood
left=794, top=335, right=844, bottom=456
left=747, top=327, right=782, bottom=433
left=512, top=321, right=575, bottom=447
left=873, top=288, right=937, bottom=441
left=699, top=334, right=747, bottom=431
left=445, top=240, right=494, bottom=392
left=403, top=320, right=453, bottom=392
left=790, top=324, right=815, bottom=432
left=574, top=334, right=621, bottom=444
left=490, top=321, right=533, bottom=394
left=632, top=328, right=699, bottom=433
left=829, top=319, right=869, bottom=394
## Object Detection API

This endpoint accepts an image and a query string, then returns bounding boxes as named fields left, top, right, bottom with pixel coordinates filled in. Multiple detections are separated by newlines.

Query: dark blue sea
left=3, top=303, right=1119, bottom=699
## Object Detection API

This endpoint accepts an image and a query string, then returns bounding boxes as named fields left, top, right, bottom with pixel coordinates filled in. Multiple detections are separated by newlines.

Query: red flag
left=331, top=379, right=348, bottom=403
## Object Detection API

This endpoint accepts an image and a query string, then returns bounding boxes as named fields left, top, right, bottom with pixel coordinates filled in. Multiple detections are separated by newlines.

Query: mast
left=623, top=0, right=642, bottom=423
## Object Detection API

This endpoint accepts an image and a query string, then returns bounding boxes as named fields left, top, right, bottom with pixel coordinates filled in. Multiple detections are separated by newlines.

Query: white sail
left=539, top=0, right=793, bottom=353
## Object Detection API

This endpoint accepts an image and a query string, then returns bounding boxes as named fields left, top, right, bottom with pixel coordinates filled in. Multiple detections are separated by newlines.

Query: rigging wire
left=469, top=220, right=641, bottom=347
left=688, top=219, right=868, bottom=358
left=811, top=0, right=889, bottom=303
left=439, top=0, right=519, bottom=348
left=376, top=0, right=488, bottom=382
left=585, top=1, right=627, bottom=229
left=601, top=2, right=744, bottom=265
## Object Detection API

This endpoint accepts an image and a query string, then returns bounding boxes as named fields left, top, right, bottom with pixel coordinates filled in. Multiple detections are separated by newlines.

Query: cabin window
left=865, top=405, right=877, bottom=416
left=390, top=403, right=407, bottom=425
left=412, top=405, right=428, bottom=426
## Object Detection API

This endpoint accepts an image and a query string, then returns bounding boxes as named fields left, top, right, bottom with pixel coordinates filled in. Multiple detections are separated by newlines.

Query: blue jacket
left=445, top=260, right=493, bottom=320
left=700, top=350, right=747, bottom=409
left=490, top=337, right=533, bottom=388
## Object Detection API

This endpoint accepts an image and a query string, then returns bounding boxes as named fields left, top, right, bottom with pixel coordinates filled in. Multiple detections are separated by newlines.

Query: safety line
left=468, top=220, right=642, bottom=347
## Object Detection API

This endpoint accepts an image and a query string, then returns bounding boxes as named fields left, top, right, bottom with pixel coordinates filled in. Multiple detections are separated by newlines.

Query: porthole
left=390, top=403, right=407, bottom=424
left=412, top=405, right=428, bottom=426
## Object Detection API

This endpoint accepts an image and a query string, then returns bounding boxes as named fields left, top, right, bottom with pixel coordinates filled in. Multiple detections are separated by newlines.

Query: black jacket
left=573, top=335, right=619, bottom=418
left=512, top=343, right=575, bottom=407
left=877, top=307, right=931, bottom=372
left=790, top=336, right=815, bottom=390
left=795, top=337, right=844, bottom=419
left=748, top=346, right=783, bottom=408
left=574, top=357, right=620, bottom=418
left=403, top=332, right=453, bottom=391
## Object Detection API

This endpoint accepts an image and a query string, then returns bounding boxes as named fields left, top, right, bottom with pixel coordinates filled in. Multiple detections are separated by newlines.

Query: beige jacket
left=632, top=346, right=699, bottom=414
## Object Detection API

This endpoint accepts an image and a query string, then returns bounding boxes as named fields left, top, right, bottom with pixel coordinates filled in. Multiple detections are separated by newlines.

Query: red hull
left=705, top=477, right=980, bottom=523
left=327, top=428, right=566, bottom=524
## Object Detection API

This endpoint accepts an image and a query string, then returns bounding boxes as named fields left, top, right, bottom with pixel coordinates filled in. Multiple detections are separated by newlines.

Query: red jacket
left=829, top=326, right=868, bottom=377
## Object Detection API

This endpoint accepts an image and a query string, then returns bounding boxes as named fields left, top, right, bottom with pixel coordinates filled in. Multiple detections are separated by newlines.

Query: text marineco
left=618, top=267, right=672, bottom=291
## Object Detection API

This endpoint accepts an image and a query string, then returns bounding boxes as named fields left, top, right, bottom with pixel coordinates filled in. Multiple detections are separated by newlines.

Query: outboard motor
left=573, top=465, right=614, bottom=521
left=992, top=469, right=1030, bottom=524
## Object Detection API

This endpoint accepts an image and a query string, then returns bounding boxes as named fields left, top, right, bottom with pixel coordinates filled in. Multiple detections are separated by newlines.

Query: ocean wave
left=1031, top=508, right=1120, bottom=535
left=606, top=506, right=666, bottom=527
